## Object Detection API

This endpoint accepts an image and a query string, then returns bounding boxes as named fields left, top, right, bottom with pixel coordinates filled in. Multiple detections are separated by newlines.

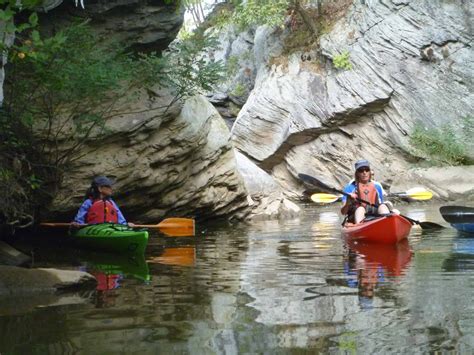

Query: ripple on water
left=0, top=204, right=473, bottom=353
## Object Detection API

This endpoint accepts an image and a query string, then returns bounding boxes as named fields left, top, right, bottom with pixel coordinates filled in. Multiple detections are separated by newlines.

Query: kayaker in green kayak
left=71, top=176, right=135, bottom=227
left=340, top=160, right=394, bottom=224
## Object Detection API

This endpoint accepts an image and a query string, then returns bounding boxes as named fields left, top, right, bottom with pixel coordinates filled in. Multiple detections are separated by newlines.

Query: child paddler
left=71, top=176, right=134, bottom=227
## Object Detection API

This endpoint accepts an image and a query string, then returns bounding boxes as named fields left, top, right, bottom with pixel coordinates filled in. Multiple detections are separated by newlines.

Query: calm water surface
left=1, top=204, right=473, bottom=354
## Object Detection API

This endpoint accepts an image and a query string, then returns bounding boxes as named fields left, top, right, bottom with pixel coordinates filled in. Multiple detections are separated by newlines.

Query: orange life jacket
left=356, top=182, right=379, bottom=207
left=86, top=199, right=119, bottom=224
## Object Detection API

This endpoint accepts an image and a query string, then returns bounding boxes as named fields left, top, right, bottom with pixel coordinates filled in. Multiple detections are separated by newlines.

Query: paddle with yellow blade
left=389, top=187, right=433, bottom=201
left=311, top=187, right=433, bottom=204
left=40, top=217, right=195, bottom=237
left=299, top=173, right=443, bottom=229
left=310, top=193, right=341, bottom=204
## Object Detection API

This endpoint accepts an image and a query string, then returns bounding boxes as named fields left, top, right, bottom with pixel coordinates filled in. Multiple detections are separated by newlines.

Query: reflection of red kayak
left=90, top=271, right=122, bottom=291
left=348, top=239, right=412, bottom=276
left=342, top=215, right=412, bottom=244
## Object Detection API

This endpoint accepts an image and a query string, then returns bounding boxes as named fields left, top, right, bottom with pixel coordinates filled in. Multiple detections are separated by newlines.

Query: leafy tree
left=232, top=0, right=288, bottom=30
left=1, top=18, right=224, bottom=229
left=5, top=22, right=224, bottom=165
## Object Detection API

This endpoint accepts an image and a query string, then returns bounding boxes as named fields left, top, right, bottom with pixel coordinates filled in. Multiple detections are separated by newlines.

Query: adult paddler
left=340, top=160, right=391, bottom=224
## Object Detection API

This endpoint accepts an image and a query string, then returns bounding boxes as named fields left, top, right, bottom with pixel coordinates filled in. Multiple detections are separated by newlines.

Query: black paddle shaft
left=298, top=173, right=444, bottom=229
left=298, top=173, right=375, bottom=206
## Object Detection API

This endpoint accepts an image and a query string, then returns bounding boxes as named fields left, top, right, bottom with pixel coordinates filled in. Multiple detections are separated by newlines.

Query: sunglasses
left=357, top=168, right=371, bottom=173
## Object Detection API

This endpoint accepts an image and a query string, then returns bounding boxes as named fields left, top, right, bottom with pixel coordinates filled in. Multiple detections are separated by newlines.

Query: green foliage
left=282, top=24, right=314, bottom=54
left=233, top=0, right=288, bottom=30
left=0, top=110, right=39, bottom=226
left=333, top=50, right=352, bottom=70
left=210, top=7, right=234, bottom=29
left=409, top=121, right=473, bottom=166
left=6, top=22, right=224, bottom=165
left=338, top=332, right=357, bottom=354
left=0, top=4, right=39, bottom=54
left=0, top=164, right=34, bottom=227
left=230, top=82, right=246, bottom=97
left=2, top=22, right=224, bottom=227
left=26, top=174, right=42, bottom=190
left=226, top=55, right=240, bottom=76
left=177, top=26, right=193, bottom=41
left=1, top=9, right=224, bottom=228
left=158, top=33, right=225, bottom=97
left=460, top=116, right=474, bottom=138
left=6, top=22, right=133, bottom=166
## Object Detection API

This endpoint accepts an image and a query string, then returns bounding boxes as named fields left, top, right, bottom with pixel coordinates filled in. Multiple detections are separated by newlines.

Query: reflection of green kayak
left=70, top=223, right=148, bottom=254
left=82, top=251, right=150, bottom=282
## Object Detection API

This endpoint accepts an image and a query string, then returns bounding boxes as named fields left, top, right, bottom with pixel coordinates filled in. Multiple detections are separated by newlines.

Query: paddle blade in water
left=418, top=221, right=445, bottom=229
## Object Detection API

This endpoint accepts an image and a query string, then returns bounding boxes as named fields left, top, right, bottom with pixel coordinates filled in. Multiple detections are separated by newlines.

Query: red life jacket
left=86, top=199, right=119, bottom=224
left=356, top=182, right=379, bottom=207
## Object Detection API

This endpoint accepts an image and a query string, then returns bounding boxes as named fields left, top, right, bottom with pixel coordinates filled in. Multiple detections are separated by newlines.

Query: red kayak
left=342, top=214, right=412, bottom=244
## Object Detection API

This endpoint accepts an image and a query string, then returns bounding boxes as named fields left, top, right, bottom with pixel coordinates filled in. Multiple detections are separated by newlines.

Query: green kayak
left=69, top=223, right=149, bottom=254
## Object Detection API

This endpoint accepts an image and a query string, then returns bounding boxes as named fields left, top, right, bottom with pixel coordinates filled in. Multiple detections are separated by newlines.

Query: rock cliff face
left=31, top=1, right=256, bottom=222
left=8, top=0, right=473, bottom=224
left=36, top=0, right=301, bottom=222
left=39, top=0, right=184, bottom=53
left=47, top=93, right=250, bottom=222
left=229, top=0, right=473, bottom=199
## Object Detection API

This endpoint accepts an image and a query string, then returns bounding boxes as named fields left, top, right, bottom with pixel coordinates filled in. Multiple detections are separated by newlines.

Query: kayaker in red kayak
left=340, top=159, right=392, bottom=224
left=71, top=176, right=134, bottom=227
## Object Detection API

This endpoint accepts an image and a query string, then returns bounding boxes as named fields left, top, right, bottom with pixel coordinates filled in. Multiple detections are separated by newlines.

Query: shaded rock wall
left=46, top=93, right=250, bottom=222
left=31, top=1, right=257, bottom=222
left=39, top=0, right=184, bottom=53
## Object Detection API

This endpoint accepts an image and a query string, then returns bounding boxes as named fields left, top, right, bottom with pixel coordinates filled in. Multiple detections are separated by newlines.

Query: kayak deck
left=342, top=214, right=412, bottom=244
left=69, top=223, right=149, bottom=254
left=440, top=206, right=474, bottom=234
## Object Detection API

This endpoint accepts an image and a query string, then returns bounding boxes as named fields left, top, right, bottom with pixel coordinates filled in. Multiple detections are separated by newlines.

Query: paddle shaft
left=40, top=217, right=195, bottom=236
left=298, top=173, right=443, bottom=229
left=326, top=186, right=439, bottom=227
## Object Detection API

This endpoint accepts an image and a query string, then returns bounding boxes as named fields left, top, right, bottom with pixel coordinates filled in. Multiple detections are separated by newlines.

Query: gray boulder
left=0, top=266, right=96, bottom=296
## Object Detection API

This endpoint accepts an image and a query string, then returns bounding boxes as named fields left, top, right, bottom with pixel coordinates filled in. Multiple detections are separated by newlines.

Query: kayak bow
left=342, top=214, right=412, bottom=244
left=69, top=223, right=149, bottom=254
